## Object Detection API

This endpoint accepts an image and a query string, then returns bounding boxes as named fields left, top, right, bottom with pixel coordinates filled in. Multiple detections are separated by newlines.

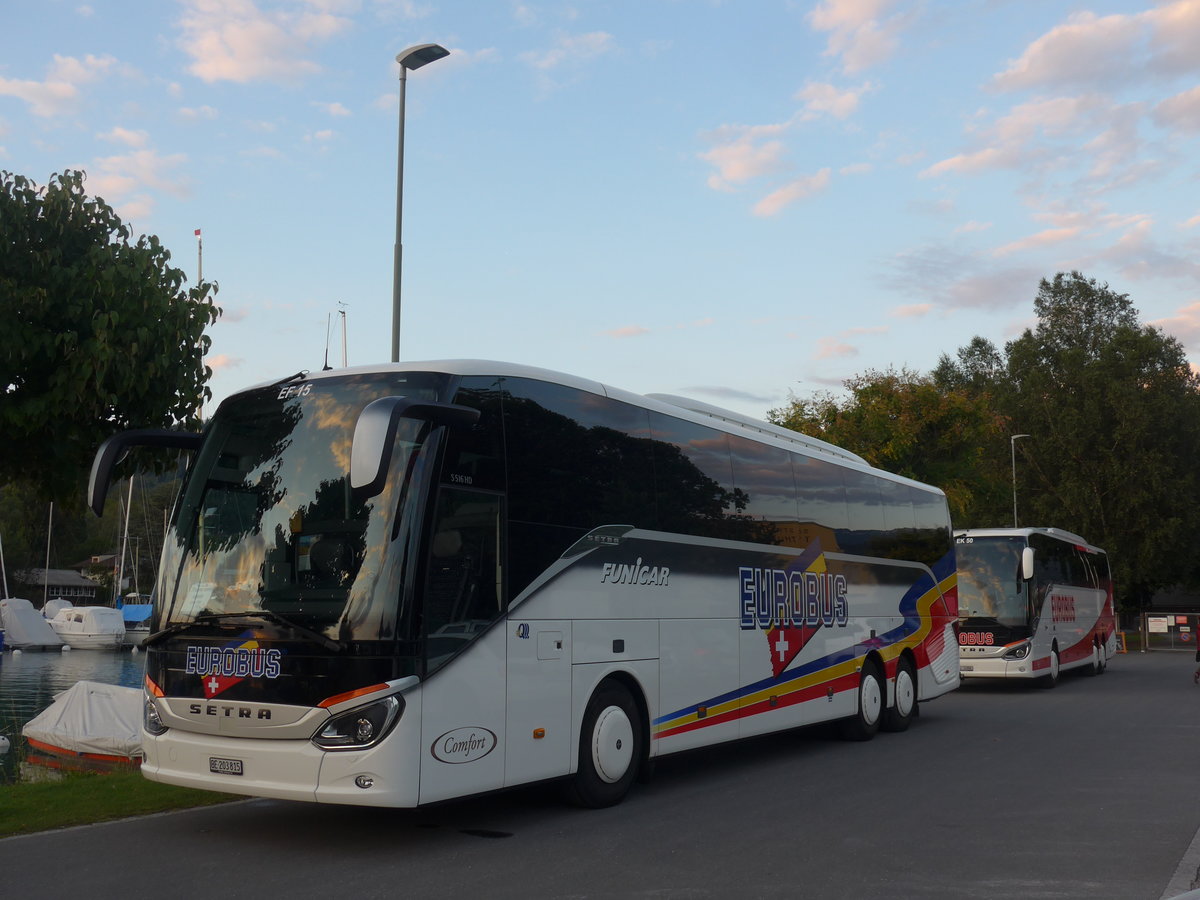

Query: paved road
left=3, top=650, right=1199, bottom=899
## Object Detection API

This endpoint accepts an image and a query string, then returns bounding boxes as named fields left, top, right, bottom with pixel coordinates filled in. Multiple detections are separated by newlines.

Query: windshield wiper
left=146, top=611, right=343, bottom=652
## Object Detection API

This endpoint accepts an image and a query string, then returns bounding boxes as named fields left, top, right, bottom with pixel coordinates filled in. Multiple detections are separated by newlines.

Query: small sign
left=1149, top=617, right=1171, bottom=633
left=1178, top=616, right=1191, bottom=625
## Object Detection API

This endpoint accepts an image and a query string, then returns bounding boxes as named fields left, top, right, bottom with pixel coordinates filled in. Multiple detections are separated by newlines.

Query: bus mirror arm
left=88, top=429, right=203, bottom=517
left=350, top=397, right=481, bottom=500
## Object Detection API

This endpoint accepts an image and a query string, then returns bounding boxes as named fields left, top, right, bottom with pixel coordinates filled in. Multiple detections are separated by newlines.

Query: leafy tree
left=0, top=169, right=219, bottom=505
left=1002, top=272, right=1200, bottom=609
left=768, top=367, right=1008, bottom=523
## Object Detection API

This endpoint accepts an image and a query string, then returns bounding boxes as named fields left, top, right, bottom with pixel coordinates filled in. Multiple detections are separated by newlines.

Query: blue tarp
left=121, top=604, right=152, bottom=624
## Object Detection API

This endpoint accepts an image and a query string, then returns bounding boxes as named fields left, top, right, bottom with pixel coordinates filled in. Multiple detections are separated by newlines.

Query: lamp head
left=397, top=43, right=450, bottom=70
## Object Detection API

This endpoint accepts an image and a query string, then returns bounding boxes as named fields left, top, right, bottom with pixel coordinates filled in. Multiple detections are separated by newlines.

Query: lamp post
left=1011, top=434, right=1030, bottom=527
left=392, top=43, right=450, bottom=363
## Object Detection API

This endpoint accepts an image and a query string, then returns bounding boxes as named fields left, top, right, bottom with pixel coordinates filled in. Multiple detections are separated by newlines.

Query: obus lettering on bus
left=600, top=558, right=669, bottom=586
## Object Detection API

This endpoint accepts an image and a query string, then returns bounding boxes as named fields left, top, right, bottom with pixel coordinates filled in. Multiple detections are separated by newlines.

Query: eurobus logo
left=958, top=631, right=995, bottom=646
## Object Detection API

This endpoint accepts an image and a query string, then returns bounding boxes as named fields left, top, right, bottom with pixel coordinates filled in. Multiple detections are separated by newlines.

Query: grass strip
left=0, top=768, right=236, bottom=837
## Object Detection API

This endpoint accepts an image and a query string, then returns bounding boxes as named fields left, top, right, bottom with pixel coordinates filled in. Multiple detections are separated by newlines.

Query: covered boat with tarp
left=21, top=680, right=142, bottom=768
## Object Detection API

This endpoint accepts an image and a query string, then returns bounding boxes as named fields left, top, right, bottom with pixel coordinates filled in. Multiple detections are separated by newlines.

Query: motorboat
left=46, top=604, right=126, bottom=650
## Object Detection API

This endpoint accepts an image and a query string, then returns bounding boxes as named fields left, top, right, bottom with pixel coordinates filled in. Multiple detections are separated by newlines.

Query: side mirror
left=89, top=429, right=203, bottom=516
left=350, top=397, right=481, bottom=500
left=1021, top=546, right=1035, bottom=582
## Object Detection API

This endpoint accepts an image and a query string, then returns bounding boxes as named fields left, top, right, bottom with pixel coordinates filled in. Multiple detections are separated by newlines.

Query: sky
left=3, top=0, right=1200, bottom=421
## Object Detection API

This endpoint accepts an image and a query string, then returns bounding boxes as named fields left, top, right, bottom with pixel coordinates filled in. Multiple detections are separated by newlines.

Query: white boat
left=21, top=680, right=142, bottom=767
left=0, top=597, right=64, bottom=650
left=47, top=605, right=126, bottom=650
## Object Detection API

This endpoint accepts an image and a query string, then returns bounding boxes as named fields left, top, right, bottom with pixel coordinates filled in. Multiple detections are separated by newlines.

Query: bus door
left=417, top=487, right=509, bottom=804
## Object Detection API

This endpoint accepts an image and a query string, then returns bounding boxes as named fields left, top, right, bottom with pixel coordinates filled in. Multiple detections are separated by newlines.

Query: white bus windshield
left=155, top=372, right=452, bottom=644
left=956, top=536, right=1029, bottom=628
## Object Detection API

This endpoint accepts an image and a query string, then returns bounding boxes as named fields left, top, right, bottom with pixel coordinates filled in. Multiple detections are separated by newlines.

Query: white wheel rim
left=592, top=705, right=634, bottom=784
left=1051, top=652, right=1060, bottom=679
left=861, top=673, right=882, bottom=725
left=895, top=668, right=915, bottom=718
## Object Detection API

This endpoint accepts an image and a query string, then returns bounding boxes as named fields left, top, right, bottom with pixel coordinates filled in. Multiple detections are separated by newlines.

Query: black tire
left=566, top=682, right=642, bottom=808
left=1039, top=647, right=1060, bottom=689
left=1086, top=642, right=1101, bottom=676
left=839, top=660, right=884, bottom=741
left=881, top=656, right=918, bottom=733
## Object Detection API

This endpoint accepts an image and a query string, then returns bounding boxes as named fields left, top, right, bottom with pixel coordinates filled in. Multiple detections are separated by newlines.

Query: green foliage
left=776, top=270, right=1200, bottom=612
left=0, top=169, right=220, bottom=505
left=768, top=367, right=1009, bottom=524
left=1001, top=272, right=1200, bottom=608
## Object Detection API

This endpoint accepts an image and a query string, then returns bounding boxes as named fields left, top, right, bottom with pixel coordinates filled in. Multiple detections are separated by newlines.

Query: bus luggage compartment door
left=506, top=620, right=572, bottom=787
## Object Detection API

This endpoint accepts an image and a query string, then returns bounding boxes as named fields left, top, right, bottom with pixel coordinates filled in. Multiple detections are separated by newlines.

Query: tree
left=0, top=169, right=220, bottom=504
left=768, top=367, right=1009, bottom=524
left=1002, top=272, right=1200, bottom=610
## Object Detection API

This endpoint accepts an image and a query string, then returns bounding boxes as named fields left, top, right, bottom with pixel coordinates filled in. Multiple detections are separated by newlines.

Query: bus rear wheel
left=881, top=657, right=917, bottom=732
left=567, top=682, right=642, bottom=808
left=839, top=660, right=883, bottom=741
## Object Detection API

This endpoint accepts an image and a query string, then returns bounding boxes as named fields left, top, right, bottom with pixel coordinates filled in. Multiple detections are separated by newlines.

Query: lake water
left=0, top=647, right=146, bottom=783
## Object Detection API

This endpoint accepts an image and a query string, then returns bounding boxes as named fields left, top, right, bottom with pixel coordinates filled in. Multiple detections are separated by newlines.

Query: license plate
left=209, top=757, right=244, bottom=776
left=960, top=665, right=974, bottom=672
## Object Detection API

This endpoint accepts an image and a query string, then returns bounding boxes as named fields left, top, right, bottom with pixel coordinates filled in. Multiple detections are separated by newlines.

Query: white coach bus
left=89, top=361, right=959, bottom=808
left=956, top=527, right=1116, bottom=686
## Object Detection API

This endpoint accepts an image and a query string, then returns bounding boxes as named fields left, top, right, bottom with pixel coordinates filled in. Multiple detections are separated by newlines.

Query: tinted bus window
left=791, top=452, right=849, bottom=552
left=841, top=467, right=887, bottom=556
left=648, top=412, right=741, bottom=540
left=727, top=434, right=800, bottom=546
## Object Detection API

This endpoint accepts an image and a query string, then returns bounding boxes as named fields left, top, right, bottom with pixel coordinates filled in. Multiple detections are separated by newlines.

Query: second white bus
left=956, top=527, right=1116, bottom=685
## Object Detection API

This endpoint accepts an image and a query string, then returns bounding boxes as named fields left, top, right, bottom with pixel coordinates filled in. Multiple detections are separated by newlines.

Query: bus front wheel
left=567, top=682, right=642, bottom=808
left=1039, top=647, right=1060, bottom=689
left=839, top=660, right=883, bottom=741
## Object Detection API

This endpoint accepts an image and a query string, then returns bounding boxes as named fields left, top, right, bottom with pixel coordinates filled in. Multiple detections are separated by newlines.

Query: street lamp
left=1011, top=434, right=1031, bottom=527
left=392, top=43, right=450, bottom=363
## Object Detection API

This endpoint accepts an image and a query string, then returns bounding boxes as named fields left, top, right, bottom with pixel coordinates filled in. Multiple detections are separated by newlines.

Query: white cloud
left=991, top=2, right=1200, bottom=93
left=1151, top=302, right=1200, bottom=348
left=992, top=11, right=1142, bottom=92
left=807, top=0, right=904, bottom=74
left=753, top=168, right=832, bottom=217
left=699, top=137, right=789, bottom=191
left=179, top=105, right=219, bottom=120
left=955, top=220, right=992, bottom=234
left=520, top=32, right=614, bottom=70
left=98, top=126, right=149, bottom=148
left=206, top=353, right=244, bottom=372
left=177, top=0, right=352, bottom=84
left=604, top=325, right=650, bottom=338
left=87, top=148, right=190, bottom=222
left=313, top=100, right=351, bottom=117
left=991, top=226, right=1082, bottom=257
left=1153, top=85, right=1200, bottom=133
left=816, top=335, right=858, bottom=360
left=890, top=303, right=932, bottom=318
left=0, top=53, right=117, bottom=117
left=795, top=80, right=873, bottom=120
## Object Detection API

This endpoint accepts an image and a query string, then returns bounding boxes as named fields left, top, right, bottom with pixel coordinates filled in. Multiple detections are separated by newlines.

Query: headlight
left=1003, top=641, right=1031, bottom=660
left=144, top=694, right=168, bottom=736
left=312, top=695, right=403, bottom=751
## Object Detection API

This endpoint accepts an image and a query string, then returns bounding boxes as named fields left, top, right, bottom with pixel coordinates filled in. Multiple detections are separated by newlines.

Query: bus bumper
left=142, top=725, right=422, bottom=807
left=958, top=654, right=1038, bottom=679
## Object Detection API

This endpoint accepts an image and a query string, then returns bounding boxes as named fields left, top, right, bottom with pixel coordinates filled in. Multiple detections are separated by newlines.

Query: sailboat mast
left=114, top=478, right=133, bottom=606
